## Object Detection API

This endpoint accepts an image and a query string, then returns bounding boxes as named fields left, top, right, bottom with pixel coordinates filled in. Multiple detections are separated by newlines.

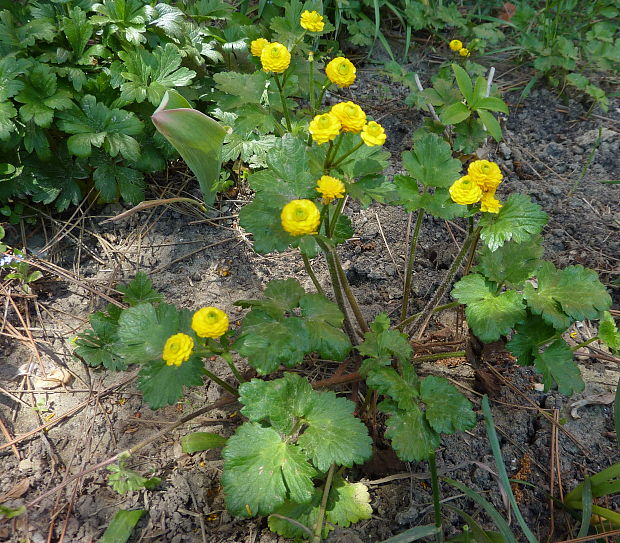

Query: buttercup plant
left=71, top=6, right=616, bottom=541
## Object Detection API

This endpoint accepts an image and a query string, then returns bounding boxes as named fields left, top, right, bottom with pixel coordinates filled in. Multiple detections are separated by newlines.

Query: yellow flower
left=192, top=307, right=229, bottom=339
left=467, top=160, right=503, bottom=191
left=250, top=38, right=269, bottom=57
left=480, top=191, right=502, bottom=214
left=325, top=57, right=356, bottom=88
left=309, top=112, right=341, bottom=144
left=459, top=48, right=471, bottom=57
left=330, top=101, right=366, bottom=133
left=281, top=199, right=321, bottom=235
left=449, top=175, right=483, bottom=205
left=316, top=175, right=345, bottom=204
left=300, top=10, right=324, bottom=32
left=162, top=333, right=194, bottom=366
left=360, top=121, right=386, bottom=146
left=260, top=42, right=291, bottom=73
left=449, top=39, right=463, bottom=52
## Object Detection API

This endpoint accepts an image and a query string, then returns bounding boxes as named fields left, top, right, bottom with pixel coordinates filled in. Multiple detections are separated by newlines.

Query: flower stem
left=328, top=196, right=346, bottom=238
left=325, top=133, right=344, bottom=171
left=332, top=249, right=369, bottom=333
left=313, top=464, right=336, bottom=542
left=203, top=367, right=238, bottom=397
left=316, top=80, right=330, bottom=110
left=400, top=208, right=425, bottom=324
left=571, top=337, right=598, bottom=351
left=462, top=220, right=481, bottom=276
left=329, top=141, right=364, bottom=169
left=409, top=226, right=482, bottom=338
left=302, top=252, right=325, bottom=296
left=429, top=451, right=445, bottom=542
left=221, top=351, right=244, bottom=384
left=274, top=73, right=292, bottom=132
left=397, top=301, right=460, bottom=330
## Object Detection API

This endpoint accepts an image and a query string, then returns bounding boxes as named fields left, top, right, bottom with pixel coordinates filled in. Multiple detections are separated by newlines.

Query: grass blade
left=445, top=505, right=498, bottom=543
left=482, top=396, right=539, bottom=543
left=379, top=525, right=439, bottom=542
left=577, top=478, right=592, bottom=538
left=100, top=509, right=145, bottom=543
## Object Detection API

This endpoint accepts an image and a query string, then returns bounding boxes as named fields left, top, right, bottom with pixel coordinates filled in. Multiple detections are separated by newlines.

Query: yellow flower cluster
left=449, top=160, right=503, bottom=213
left=162, top=333, right=194, bottom=366
left=300, top=10, right=324, bottom=32
left=449, top=38, right=470, bottom=57
left=192, top=307, right=229, bottom=339
left=325, top=57, right=356, bottom=88
left=281, top=199, right=321, bottom=235
left=316, top=175, right=345, bottom=204
left=259, top=42, right=291, bottom=73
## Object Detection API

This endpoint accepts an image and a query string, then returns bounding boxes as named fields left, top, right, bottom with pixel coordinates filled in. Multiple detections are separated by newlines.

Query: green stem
left=412, top=350, right=465, bottom=363
left=324, top=140, right=335, bottom=168
left=316, top=80, right=330, bottom=110
left=308, top=53, right=316, bottom=113
left=462, top=221, right=481, bottom=277
left=429, top=451, right=444, bottom=542
left=571, top=337, right=599, bottom=351
left=302, top=252, right=325, bottom=296
left=409, top=226, right=482, bottom=337
left=202, top=367, right=238, bottom=397
left=221, top=351, right=244, bottom=384
left=313, top=464, right=336, bottom=541
left=332, top=249, right=369, bottom=333
left=400, top=208, right=425, bottom=324
left=274, top=74, right=292, bottom=132
left=325, top=133, right=344, bottom=172
left=397, top=302, right=460, bottom=330
left=320, top=203, right=331, bottom=236
left=329, top=141, right=364, bottom=169
left=328, top=196, right=346, bottom=239
left=318, top=240, right=357, bottom=343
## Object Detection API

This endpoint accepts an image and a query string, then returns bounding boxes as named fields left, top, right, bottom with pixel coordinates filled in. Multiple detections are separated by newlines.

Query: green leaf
left=222, top=422, right=317, bottom=517
left=0, top=10, right=55, bottom=55
left=152, top=91, right=227, bottom=206
left=116, top=303, right=182, bottom=364
left=117, top=272, right=163, bottom=306
left=299, top=294, right=352, bottom=361
left=366, top=365, right=419, bottom=410
left=452, top=63, right=473, bottom=103
left=213, top=71, right=269, bottom=105
left=395, top=177, right=465, bottom=219
left=74, top=309, right=126, bottom=371
left=0, top=504, right=25, bottom=520
left=269, top=491, right=322, bottom=539
left=99, top=509, right=145, bottom=543
left=264, top=278, right=306, bottom=311
left=420, top=376, right=476, bottom=434
left=93, top=161, right=144, bottom=204
left=138, top=357, right=206, bottom=409
left=476, top=236, right=544, bottom=286
left=477, top=109, right=503, bottom=142
left=326, top=477, right=372, bottom=528
left=480, top=194, right=548, bottom=251
left=181, top=432, right=227, bottom=453
left=401, top=133, right=462, bottom=188
left=0, top=101, right=17, bottom=140
left=15, top=63, right=73, bottom=128
left=534, top=339, right=584, bottom=395
left=297, top=389, right=373, bottom=471
left=506, top=314, right=556, bottom=366
left=599, top=311, right=620, bottom=354
left=57, top=94, right=143, bottom=161
left=452, top=274, right=526, bottom=342
left=0, top=55, right=29, bottom=101
left=62, top=7, right=93, bottom=58
left=382, top=400, right=440, bottom=461
left=476, top=96, right=509, bottom=114
left=118, top=43, right=195, bottom=105
left=524, top=262, right=612, bottom=330
left=345, top=175, right=397, bottom=207
left=439, top=102, right=471, bottom=125
left=358, top=313, right=412, bottom=374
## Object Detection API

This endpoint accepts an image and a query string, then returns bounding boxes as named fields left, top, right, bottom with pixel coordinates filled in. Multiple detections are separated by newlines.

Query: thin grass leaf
left=446, top=505, right=498, bottom=543
left=100, top=509, right=145, bottom=543
left=378, top=525, right=439, bottom=542
left=372, top=0, right=380, bottom=40
left=444, top=478, right=518, bottom=543
left=578, top=478, right=592, bottom=538
left=482, top=396, right=538, bottom=543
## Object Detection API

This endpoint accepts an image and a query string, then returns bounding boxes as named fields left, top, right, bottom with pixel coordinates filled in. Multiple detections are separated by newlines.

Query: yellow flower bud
left=360, top=121, right=386, bottom=147
left=325, top=57, right=356, bottom=88
left=309, top=112, right=341, bottom=144
left=449, top=39, right=463, bottom=52
left=330, top=101, right=366, bottom=133
left=467, top=160, right=503, bottom=191
left=449, top=175, right=483, bottom=205
left=250, top=38, right=269, bottom=57
left=162, top=333, right=194, bottom=366
left=281, top=199, right=321, bottom=236
left=316, top=175, right=345, bottom=204
left=300, top=10, right=324, bottom=32
left=459, top=48, right=471, bottom=57
left=192, top=307, right=229, bottom=339
left=260, top=42, right=291, bottom=73
left=480, top=191, right=502, bottom=214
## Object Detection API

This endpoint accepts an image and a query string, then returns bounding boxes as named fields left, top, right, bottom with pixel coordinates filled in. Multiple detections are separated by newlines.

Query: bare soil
left=1, top=58, right=619, bottom=543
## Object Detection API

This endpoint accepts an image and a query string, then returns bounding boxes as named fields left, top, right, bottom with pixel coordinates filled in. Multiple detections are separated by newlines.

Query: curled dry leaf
left=31, top=367, right=73, bottom=390
left=0, top=478, right=30, bottom=501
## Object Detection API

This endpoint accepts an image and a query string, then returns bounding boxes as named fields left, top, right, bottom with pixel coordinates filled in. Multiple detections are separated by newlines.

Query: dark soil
left=1, top=57, right=619, bottom=543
